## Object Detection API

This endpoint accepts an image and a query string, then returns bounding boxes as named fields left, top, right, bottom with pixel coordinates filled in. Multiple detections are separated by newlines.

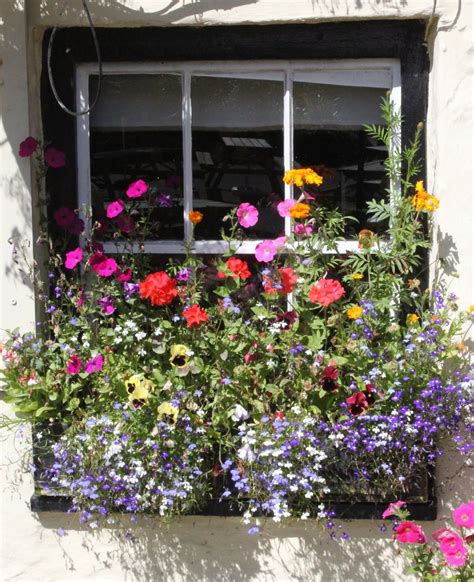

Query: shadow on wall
left=35, top=512, right=408, bottom=582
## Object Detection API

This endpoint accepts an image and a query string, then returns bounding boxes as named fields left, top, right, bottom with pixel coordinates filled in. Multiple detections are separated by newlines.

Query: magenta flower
left=382, top=500, right=407, bottom=519
left=54, top=207, right=76, bottom=228
left=237, top=203, right=259, bottom=228
left=116, top=267, right=132, bottom=282
left=19, top=137, right=38, bottom=158
left=452, top=502, right=474, bottom=529
left=106, top=200, right=124, bottom=218
left=116, top=214, right=136, bottom=234
left=90, top=253, right=118, bottom=278
left=66, top=355, right=82, bottom=375
left=277, top=199, right=296, bottom=218
left=444, top=545, right=469, bottom=567
left=64, top=247, right=83, bottom=270
left=255, top=240, right=277, bottom=263
left=294, top=223, right=313, bottom=237
left=77, top=289, right=85, bottom=308
left=99, top=295, right=116, bottom=315
left=126, top=179, right=148, bottom=198
left=44, top=147, right=66, bottom=168
left=85, top=354, right=104, bottom=374
left=439, top=531, right=466, bottom=555
left=395, top=521, right=427, bottom=544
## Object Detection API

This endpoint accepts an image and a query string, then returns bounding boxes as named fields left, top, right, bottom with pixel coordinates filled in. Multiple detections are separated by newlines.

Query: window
left=75, top=60, right=400, bottom=255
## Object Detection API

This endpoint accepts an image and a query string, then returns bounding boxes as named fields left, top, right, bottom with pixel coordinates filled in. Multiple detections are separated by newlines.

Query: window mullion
left=183, top=71, right=193, bottom=245
left=283, top=68, right=293, bottom=239
left=76, top=69, right=91, bottom=246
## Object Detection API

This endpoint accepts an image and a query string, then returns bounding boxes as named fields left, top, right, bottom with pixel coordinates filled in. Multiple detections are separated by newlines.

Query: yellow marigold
left=283, top=168, right=323, bottom=188
left=289, top=202, right=311, bottom=219
left=346, top=305, right=363, bottom=320
left=351, top=273, right=364, bottom=280
left=189, top=210, right=204, bottom=224
left=407, top=313, right=420, bottom=325
left=410, top=181, right=439, bottom=212
left=157, top=402, right=179, bottom=424
left=469, top=305, right=474, bottom=313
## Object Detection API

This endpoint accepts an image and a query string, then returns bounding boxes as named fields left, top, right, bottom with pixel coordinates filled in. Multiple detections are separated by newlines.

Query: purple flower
left=85, top=355, right=104, bottom=374
left=99, top=295, right=116, bottom=315
left=177, top=268, right=191, bottom=282
left=157, top=193, right=173, bottom=208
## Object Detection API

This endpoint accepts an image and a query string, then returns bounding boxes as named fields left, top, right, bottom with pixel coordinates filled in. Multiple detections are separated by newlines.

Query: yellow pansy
left=125, top=375, right=154, bottom=409
left=346, top=306, right=363, bottom=320
left=157, top=402, right=179, bottom=425
left=169, top=344, right=191, bottom=368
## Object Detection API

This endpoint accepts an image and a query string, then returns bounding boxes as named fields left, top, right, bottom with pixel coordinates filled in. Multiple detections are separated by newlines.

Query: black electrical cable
left=47, top=0, right=102, bottom=116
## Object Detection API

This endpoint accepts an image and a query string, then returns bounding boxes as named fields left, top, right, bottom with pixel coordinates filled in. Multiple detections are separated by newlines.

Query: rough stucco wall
left=1, top=1, right=472, bottom=581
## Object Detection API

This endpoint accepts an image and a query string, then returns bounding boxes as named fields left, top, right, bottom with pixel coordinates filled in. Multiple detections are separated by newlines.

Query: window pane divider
left=183, top=71, right=193, bottom=245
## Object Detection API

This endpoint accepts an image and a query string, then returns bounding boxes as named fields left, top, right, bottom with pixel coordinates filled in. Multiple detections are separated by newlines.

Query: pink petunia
left=116, top=267, right=132, bottom=282
left=106, top=200, right=124, bottom=219
left=126, top=179, right=148, bottom=198
left=89, top=253, right=118, bottom=278
left=439, top=531, right=466, bottom=556
left=99, top=295, right=116, bottom=315
left=444, top=546, right=469, bottom=568
left=54, top=207, right=76, bottom=228
left=277, top=199, right=297, bottom=218
left=44, top=147, right=66, bottom=168
left=66, top=355, right=82, bottom=375
left=64, top=247, right=83, bottom=270
left=395, top=521, right=427, bottom=544
left=255, top=240, right=277, bottom=263
left=452, top=502, right=474, bottom=529
left=85, top=354, right=104, bottom=374
left=273, top=236, right=287, bottom=250
left=294, top=223, right=313, bottom=237
left=237, top=203, right=259, bottom=228
left=382, top=500, right=407, bottom=519
left=19, top=137, right=39, bottom=158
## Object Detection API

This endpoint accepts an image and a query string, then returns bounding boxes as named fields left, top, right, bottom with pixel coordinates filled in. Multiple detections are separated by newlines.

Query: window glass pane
left=89, top=74, right=184, bottom=240
left=293, top=76, right=388, bottom=235
left=191, top=75, right=285, bottom=240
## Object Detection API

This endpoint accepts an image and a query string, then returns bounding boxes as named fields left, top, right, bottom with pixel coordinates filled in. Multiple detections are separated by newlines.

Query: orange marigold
left=283, top=168, right=323, bottom=188
left=139, top=271, right=178, bottom=306
left=189, top=210, right=204, bottom=224
left=410, top=181, right=439, bottom=212
left=358, top=229, right=375, bottom=249
left=289, top=202, right=311, bottom=219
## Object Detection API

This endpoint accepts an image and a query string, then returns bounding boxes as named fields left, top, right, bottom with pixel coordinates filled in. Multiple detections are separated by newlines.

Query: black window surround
left=35, top=20, right=435, bottom=519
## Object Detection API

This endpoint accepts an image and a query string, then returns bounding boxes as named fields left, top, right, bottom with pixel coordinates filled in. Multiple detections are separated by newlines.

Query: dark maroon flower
left=116, top=214, right=136, bottom=234
left=320, top=365, right=339, bottom=393
left=66, top=217, right=85, bottom=235
left=44, top=147, right=66, bottom=168
left=54, top=207, right=76, bottom=228
left=363, top=383, right=377, bottom=406
left=346, top=392, right=369, bottom=416
left=275, top=310, right=299, bottom=330
left=19, top=137, right=38, bottom=158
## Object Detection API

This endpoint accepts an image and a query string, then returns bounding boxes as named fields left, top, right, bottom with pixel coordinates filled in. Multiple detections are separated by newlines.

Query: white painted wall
left=1, top=1, right=472, bottom=581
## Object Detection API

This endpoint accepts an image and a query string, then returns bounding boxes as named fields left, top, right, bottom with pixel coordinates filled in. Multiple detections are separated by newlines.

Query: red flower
left=279, top=267, right=298, bottom=294
left=309, top=279, right=345, bottom=307
left=218, top=258, right=251, bottom=280
left=19, top=137, right=38, bottom=158
left=346, top=392, right=369, bottom=416
left=395, top=521, right=427, bottom=544
left=320, top=365, right=339, bottom=393
left=183, top=304, right=209, bottom=328
left=44, top=147, right=66, bottom=168
left=139, top=272, right=177, bottom=306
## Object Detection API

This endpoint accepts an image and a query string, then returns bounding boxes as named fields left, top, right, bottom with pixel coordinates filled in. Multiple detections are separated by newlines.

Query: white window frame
left=76, top=59, right=401, bottom=255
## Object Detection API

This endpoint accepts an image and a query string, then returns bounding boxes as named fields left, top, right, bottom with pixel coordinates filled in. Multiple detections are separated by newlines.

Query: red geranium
left=183, top=304, right=209, bottom=328
left=279, top=267, right=298, bottom=294
left=139, top=272, right=177, bottom=306
left=309, top=278, right=345, bottom=307
left=218, top=258, right=251, bottom=280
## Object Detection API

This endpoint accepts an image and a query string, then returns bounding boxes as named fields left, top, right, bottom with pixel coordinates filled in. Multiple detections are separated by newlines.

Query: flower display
left=308, top=279, right=345, bottom=307
left=189, top=210, right=204, bottom=224
left=2, top=111, right=472, bottom=562
left=236, top=203, right=259, bottom=228
left=18, top=136, right=38, bottom=158
left=126, top=179, right=148, bottom=198
left=139, top=272, right=177, bottom=306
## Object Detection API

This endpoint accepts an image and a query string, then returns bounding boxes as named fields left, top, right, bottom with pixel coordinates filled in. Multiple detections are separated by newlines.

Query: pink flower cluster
left=66, top=354, right=104, bottom=375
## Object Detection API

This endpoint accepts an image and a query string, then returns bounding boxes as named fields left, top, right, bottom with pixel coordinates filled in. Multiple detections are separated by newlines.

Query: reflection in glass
left=89, top=74, right=184, bottom=240
left=191, top=75, right=285, bottom=240
left=293, top=79, right=388, bottom=235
